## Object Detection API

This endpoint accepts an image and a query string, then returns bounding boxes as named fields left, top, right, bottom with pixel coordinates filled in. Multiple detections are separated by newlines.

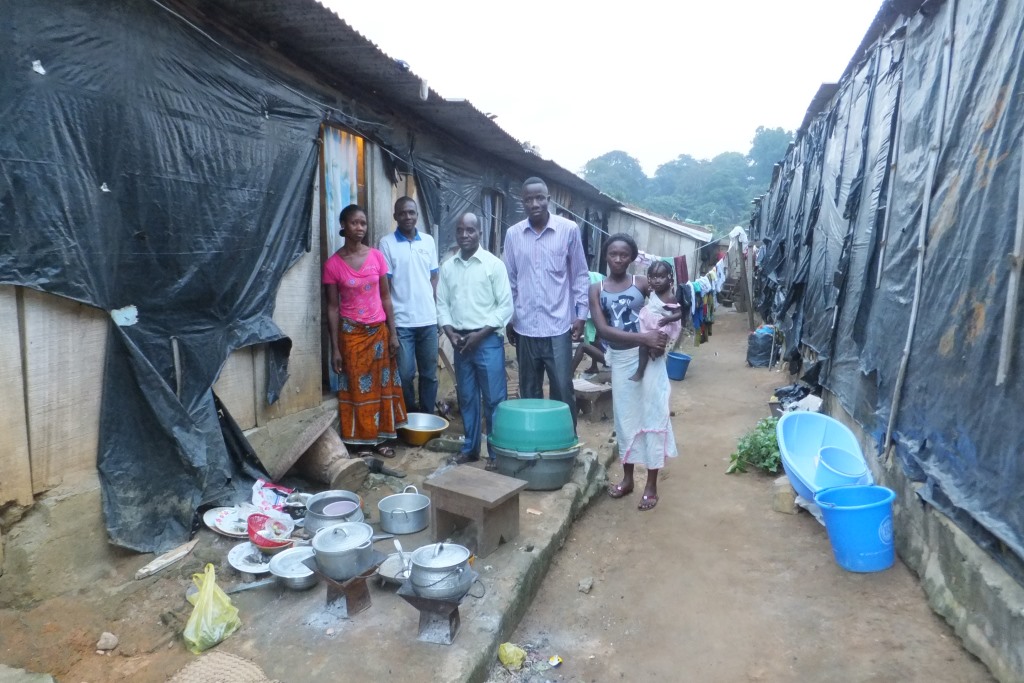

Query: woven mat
left=167, top=652, right=276, bottom=683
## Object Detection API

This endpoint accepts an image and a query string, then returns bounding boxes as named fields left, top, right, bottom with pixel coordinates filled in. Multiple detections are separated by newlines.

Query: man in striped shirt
left=503, top=177, right=590, bottom=427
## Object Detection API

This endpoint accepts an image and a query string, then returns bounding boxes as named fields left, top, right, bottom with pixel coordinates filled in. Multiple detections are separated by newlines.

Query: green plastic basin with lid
left=488, top=399, right=577, bottom=452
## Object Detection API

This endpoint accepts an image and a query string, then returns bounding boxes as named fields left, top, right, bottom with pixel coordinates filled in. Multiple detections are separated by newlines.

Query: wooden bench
left=574, top=377, right=613, bottom=423
left=422, top=466, right=527, bottom=559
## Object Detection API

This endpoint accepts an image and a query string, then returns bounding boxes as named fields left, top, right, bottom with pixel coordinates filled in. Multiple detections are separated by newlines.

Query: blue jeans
left=453, top=332, right=507, bottom=459
left=397, top=325, right=439, bottom=413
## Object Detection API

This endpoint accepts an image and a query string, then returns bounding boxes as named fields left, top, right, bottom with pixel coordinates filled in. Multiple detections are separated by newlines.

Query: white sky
left=325, top=0, right=884, bottom=176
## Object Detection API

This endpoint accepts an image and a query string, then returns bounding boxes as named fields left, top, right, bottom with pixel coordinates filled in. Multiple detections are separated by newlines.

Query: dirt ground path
left=492, top=307, right=993, bottom=683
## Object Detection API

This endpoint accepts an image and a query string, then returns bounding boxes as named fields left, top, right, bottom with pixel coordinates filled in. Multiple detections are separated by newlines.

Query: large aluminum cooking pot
left=378, top=485, right=430, bottom=535
left=311, top=521, right=373, bottom=581
left=409, top=542, right=473, bottom=600
left=304, top=490, right=364, bottom=535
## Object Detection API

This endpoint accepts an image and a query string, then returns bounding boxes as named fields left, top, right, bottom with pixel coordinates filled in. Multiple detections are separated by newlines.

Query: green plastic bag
left=498, top=642, right=526, bottom=670
left=183, top=563, right=241, bottom=653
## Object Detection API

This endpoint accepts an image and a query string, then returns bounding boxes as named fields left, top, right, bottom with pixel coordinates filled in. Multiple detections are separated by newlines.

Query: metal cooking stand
left=301, top=551, right=385, bottom=616
left=395, top=569, right=479, bottom=645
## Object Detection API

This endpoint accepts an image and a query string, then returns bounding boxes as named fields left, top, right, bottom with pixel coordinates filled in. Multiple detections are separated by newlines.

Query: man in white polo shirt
left=378, top=196, right=439, bottom=414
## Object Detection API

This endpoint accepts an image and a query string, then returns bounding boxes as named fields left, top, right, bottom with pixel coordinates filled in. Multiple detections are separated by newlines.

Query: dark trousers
left=516, top=331, right=577, bottom=429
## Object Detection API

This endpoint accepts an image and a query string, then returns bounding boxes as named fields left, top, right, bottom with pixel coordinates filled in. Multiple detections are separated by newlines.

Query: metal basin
left=378, top=485, right=430, bottom=534
left=397, top=413, right=450, bottom=446
left=489, top=443, right=579, bottom=491
left=268, top=546, right=319, bottom=590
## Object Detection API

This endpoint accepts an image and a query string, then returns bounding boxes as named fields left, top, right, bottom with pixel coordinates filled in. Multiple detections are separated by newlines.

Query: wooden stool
left=423, top=466, right=527, bottom=558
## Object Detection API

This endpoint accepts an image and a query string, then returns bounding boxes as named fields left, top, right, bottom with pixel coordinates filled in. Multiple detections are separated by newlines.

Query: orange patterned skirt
left=336, top=318, right=407, bottom=445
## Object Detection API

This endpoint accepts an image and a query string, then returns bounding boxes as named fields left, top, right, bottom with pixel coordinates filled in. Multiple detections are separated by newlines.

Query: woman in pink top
left=323, top=204, right=407, bottom=452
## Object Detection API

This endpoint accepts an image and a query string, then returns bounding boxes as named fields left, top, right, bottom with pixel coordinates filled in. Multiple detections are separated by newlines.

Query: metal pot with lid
left=408, top=542, right=474, bottom=600
left=311, top=521, right=374, bottom=580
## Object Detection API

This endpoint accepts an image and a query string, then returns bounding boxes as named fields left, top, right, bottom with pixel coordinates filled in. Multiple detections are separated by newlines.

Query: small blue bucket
left=815, top=485, right=896, bottom=573
left=666, top=352, right=691, bottom=381
left=814, top=446, right=867, bottom=489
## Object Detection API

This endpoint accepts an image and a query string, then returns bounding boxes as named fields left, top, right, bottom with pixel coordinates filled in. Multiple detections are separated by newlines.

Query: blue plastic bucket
left=814, top=485, right=896, bottom=573
left=814, top=446, right=867, bottom=489
left=666, top=352, right=691, bottom=381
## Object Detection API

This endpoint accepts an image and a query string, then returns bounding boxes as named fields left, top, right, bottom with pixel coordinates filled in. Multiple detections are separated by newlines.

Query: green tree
left=580, top=125, right=793, bottom=235
left=747, top=126, right=793, bottom=189
left=582, top=151, right=647, bottom=202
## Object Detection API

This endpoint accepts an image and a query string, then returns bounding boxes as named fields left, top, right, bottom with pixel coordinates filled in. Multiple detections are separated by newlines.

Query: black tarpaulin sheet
left=825, top=27, right=905, bottom=430
left=753, top=0, right=1024, bottom=576
left=1, top=0, right=320, bottom=551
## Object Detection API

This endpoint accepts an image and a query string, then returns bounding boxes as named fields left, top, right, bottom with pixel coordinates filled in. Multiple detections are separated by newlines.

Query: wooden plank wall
left=255, top=169, right=324, bottom=425
left=0, top=286, right=33, bottom=506
left=212, top=347, right=256, bottom=430
left=21, top=288, right=107, bottom=494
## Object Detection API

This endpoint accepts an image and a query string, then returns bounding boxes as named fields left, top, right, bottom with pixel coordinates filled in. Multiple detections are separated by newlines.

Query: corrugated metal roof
left=197, top=0, right=615, bottom=205
left=617, top=206, right=713, bottom=243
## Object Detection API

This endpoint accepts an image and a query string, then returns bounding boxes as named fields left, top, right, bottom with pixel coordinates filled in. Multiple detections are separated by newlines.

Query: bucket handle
left=391, top=507, right=410, bottom=519
left=507, top=450, right=540, bottom=479
left=403, top=485, right=419, bottom=494
left=414, top=565, right=464, bottom=588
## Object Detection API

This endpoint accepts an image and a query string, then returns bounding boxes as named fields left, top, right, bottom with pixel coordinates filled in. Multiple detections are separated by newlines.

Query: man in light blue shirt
left=437, top=212, right=513, bottom=468
left=378, top=197, right=439, bottom=414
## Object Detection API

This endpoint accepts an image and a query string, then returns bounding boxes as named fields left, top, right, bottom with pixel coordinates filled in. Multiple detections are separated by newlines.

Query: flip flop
left=375, top=445, right=396, bottom=458
left=485, top=460, right=499, bottom=472
left=607, top=484, right=633, bottom=499
left=638, top=494, right=658, bottom=511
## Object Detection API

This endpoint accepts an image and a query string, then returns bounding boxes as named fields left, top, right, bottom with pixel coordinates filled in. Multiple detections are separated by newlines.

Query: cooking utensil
left=226, top=577, right=277, bottom=594
left=377, top=485, right=430, bottom=535
left=304, top=490, right=364, bottom=534
left=397, top=413, right=450, bottom=447
left=311, top=521, right=374, bottom=581
left=268, top=546, right=319, bottom=590
left=394, top=539, right=408, bottom=574
left=408, top=542, right=473, bottom=600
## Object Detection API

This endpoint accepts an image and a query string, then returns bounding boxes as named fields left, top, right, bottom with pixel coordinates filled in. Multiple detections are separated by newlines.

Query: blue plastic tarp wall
left=0, top=0, right=321, bottom=551
left=754, top=0, right=1024, bottom=580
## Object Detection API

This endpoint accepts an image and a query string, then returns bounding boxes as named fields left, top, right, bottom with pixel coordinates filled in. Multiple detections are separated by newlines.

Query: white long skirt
left=606, top=346, right=679, bottom=470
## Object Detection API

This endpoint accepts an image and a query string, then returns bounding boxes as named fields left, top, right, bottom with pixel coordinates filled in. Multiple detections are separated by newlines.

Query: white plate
left=203, top=507, right=249, bottom=538
left=227, top=542, right=272, bottom=574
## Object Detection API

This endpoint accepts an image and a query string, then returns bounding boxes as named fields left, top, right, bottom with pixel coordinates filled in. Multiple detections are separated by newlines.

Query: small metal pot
left=268, top=546, right=319, bottom=590
left=409, top=542, right=473, bottom=600
left=378, top=485, right=430, bottom=535
left=311, top=522, right=373, bottom=581
left=304, top=490, right=364, bottom=535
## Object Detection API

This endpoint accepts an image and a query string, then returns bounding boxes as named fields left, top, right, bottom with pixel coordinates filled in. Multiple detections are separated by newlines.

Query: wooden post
left=996, top=135, right=1024, bottom=385
left=740, top=245, right=756, bottom=331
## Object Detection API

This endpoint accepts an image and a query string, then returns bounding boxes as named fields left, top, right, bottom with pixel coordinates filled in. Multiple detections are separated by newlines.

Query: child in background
left=629, top=260, right=683, bottom=381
